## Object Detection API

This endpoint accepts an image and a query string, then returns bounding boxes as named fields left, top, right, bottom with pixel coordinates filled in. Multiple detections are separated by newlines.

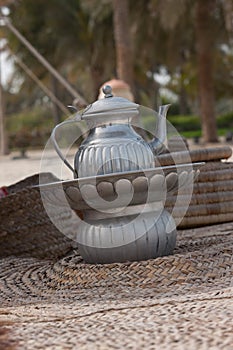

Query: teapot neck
left=86, top=113, right=135, bottom=128
left=85, top=123, right=142, bottom=142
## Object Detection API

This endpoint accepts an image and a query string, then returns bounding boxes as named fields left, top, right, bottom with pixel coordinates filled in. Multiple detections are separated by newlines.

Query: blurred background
left=0, top=0, right=232, bottom=163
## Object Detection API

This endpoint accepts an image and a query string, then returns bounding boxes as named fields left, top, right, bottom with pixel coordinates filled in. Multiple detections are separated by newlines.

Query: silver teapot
left=51, top=85, right=170, bottom=179
left=50, top=85, right=178, bottom=264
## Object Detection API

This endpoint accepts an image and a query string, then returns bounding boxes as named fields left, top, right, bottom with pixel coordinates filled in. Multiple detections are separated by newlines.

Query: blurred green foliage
left=6, top=107, right=54, bottom=150
left=143, top=110, right=233, bottom=139
left=6, top=107, right=54, bottom=133
left=7, top=107, right=233, bottom=150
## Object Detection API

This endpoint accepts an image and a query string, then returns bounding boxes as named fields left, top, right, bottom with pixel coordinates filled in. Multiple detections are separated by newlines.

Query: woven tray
left=1, top=160, right=233, bottom=259
left=157, top=146, right=232, bottom=166
left=166, top=161, right=233, bottom=227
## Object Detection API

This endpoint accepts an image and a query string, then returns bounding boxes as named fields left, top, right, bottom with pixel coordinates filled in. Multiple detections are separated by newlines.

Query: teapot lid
left=80, top=85, right=139, bottom=121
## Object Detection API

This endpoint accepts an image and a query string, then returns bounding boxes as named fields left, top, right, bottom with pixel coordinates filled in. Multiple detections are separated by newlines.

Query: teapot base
left=76, top=209, right=177, bottom=264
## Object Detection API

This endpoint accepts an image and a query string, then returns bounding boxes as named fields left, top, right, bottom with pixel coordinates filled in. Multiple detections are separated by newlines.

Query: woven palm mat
left=0, top=222, right=233, bottom=349
left=0, top=173, right=74, bottom=259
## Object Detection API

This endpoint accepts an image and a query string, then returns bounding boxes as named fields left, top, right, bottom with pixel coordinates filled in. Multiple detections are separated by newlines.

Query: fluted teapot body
left=75, top=123, right=155, bottom=178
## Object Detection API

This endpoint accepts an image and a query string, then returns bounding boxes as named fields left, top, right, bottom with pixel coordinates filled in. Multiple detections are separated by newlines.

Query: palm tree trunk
left=195, top=0, right=218, bottom=142
left=112, top=0, right=134, bottom=96
left=0, top=55, right=9, bottom=155
left=223, top=0, right=233, bottom=35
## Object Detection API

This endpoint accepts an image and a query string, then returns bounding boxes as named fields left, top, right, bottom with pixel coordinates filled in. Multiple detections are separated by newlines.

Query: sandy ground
left=1, top=139, right=233, bottom=187
left=0, top=148, right=77, bottom=187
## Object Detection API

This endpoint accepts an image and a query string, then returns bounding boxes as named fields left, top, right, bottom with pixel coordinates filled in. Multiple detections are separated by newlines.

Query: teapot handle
left=51, top=118, right=81, bottom=175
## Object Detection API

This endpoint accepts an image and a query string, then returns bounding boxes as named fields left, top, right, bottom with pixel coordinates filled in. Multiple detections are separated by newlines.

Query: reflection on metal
left=41, top=86, right=202, bottom=264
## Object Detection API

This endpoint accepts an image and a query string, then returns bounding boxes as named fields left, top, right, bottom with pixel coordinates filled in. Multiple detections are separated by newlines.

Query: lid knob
left=102, top=85, right=113, bottom=98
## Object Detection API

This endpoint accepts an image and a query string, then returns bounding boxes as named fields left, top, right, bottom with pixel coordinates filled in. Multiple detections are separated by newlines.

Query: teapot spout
left=148, top=104, right=171, bottom=155
left=158, top=104, right=171, bottom=120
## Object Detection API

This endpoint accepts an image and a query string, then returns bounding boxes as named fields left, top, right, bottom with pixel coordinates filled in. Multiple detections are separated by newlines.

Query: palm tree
left=0, top=61, right=9, bottom=155
left=0, top=19, right=9, bottom=154
left=112, top=0, right=134, bottom=96
left=195, top=0, right=218, bottom=142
